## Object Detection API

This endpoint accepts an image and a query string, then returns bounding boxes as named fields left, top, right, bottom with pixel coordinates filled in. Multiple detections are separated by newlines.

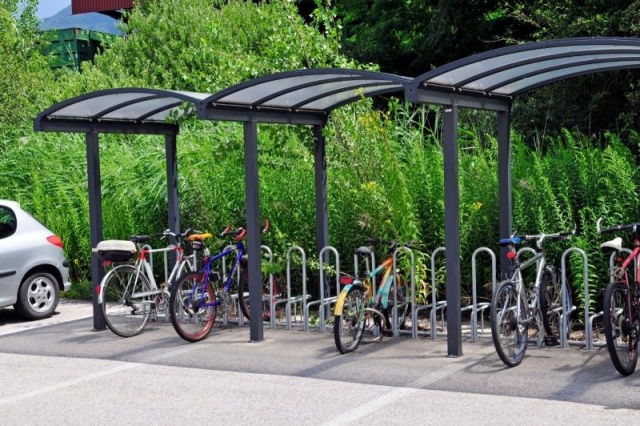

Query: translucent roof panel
left=34, top=88, right=211, bottom=133
left=200, top=69, right=411, bottom=124
left=411, top=37, right=640, bottom=99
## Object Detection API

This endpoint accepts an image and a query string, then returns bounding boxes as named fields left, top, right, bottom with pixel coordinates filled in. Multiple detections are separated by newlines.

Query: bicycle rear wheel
left=539, top=267, right=572, bottom=343
left=603, top=281, right=638, bottom=376
left=170, top=272, right=216, bottom=342
left=334, top=286, right=366, bottom=354
left=100, top=265, right=152, bottom=338
left=491, top=280, right=528, bottom=367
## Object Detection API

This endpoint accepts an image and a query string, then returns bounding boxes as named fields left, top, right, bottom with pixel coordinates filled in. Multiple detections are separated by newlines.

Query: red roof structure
left=72, top=0, right=133, bottom=18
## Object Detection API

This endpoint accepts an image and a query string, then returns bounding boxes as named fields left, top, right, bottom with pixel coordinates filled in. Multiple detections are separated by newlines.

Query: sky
left=36, top=0, right=71, bottom=19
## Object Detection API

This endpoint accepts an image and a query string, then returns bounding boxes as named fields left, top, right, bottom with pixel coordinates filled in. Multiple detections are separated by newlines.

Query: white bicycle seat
left=600, top=237, right=623, bottom=253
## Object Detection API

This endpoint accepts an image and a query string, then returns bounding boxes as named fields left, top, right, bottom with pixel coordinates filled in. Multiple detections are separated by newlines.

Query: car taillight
left=47, top=235, right=64, bottom=248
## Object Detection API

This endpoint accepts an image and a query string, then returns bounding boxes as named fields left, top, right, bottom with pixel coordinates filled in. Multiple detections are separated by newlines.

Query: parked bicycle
left=333, top=238, right=411, bottom=354
left=94, top=229, right=208, bottom=337
left=597, top=218, right=640, bottom=376
left=491, top=227, right=575, bottom=367
left=169, top=221, right=273, bottom=342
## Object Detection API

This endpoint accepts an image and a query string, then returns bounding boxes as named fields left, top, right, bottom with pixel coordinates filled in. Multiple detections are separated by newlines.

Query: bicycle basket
left=92, top=240, right=136, bottom=262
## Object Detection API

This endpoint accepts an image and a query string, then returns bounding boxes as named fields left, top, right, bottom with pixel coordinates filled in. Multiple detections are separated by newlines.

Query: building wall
left=72, top=0, right=134, bottom=14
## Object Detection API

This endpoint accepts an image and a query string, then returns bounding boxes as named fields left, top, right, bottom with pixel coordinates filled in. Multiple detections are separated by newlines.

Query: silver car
left=0, top=200, right=71, bottom=319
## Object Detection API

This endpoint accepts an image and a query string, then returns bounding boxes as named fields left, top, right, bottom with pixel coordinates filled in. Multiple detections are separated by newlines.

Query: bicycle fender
left=333, top=285, right=353, bottom=316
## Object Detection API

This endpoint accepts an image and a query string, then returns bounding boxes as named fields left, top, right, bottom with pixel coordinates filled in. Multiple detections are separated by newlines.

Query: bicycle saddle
left=355, top=246, right=375, bottom=256
left=600, top=237, right=623, bottom=253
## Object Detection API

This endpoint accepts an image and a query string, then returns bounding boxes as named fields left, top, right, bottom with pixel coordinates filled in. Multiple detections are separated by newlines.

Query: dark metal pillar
left=497, top=110, right=512, bottom=277
left=443, top=106, right=462, bottom=357
left=244, top=120, right=263, bottom=342
left=313, top=125, right=329, bottom=253
left=165, top=131, right=180, bottom=249
left=86, top=132, right=105, bottom=331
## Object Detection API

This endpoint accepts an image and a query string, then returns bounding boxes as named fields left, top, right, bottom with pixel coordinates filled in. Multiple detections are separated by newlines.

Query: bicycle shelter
left=33, top=37, right=640, bottom=356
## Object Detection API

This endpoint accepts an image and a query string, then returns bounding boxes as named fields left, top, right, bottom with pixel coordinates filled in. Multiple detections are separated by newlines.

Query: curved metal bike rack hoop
left=560, top=248, right=586, bottom=349
left=468, top=247, right=496, bottom=342
left=392, top=247, right=415, bottom=338
left=306, top=246, right=340, bottom=332
left=418, top=247, right=447, bottom=340
left=354, top=248, right=376, bottom=296
left=285, top=246, right=308, bottom=330
left=515, top=246, right=544, bottom=347
left=260, top=245, right=275, bottom=329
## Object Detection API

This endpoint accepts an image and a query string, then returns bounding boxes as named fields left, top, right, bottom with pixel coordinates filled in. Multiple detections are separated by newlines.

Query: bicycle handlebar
left=220, top=220, right=270, bottom=240
left=510, top=223, right=576, bottom=248
left=596, top=217, right=640, bottom=235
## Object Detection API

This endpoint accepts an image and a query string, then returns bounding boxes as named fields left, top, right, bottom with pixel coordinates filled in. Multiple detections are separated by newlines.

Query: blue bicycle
left=169, top=222, right=270, bottom=342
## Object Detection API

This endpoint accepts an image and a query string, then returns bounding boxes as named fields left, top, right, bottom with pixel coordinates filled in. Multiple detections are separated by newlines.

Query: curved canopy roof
left=198, top=69, right=412, bottom=125
left=409, top=37, right=640, bottom=103
left=34, top=69, right=411, bottom=133
left=33, top=88, right=210, bottom=134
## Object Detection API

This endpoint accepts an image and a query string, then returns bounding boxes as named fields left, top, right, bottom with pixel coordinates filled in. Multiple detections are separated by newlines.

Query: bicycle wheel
left=539, top=267, right=572, bottom=343
left=100, top=264, right=152, bottom=338
left=603, top=281, right=638, bottom=376
left=491, top=280, right=528, bottom=367
left=237, top=269, right=276, bottom=322
left=334, top=286, right=366, bottom=354
left=169, top=272, right=216, bottom=342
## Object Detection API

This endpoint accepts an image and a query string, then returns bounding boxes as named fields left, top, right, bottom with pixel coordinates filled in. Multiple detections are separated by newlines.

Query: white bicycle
left=94, top=229, right=210, bottom=337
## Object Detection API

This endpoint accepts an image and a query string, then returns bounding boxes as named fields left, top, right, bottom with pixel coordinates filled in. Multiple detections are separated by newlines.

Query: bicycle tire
left=603, top=281, right=638, bottom=376
left=100, top=264, right=152, bottom=338
left=491, top=280, right=528, bottom=367
left=237, top=269, right=277, bottom=322
left=539, top=267, right=572, bottom=342
left=334, top=286, right=366, bottom=353
left=169, top=272, right=216, bottom=342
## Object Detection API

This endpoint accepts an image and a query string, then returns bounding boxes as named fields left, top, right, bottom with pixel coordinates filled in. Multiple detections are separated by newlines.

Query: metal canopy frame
left=33, top=37, right=640, bottom=355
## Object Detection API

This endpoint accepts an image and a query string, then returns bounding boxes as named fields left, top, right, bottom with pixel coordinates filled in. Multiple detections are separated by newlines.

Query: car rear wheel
left=14, top=272, right=60, bottom=320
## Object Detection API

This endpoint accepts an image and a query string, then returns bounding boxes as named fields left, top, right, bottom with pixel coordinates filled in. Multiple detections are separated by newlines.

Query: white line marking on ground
left=323, top=345, right=496, bottom=425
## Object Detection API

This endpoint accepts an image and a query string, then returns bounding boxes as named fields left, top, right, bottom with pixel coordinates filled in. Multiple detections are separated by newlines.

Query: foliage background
left=2, top=0, right=640, bottom=318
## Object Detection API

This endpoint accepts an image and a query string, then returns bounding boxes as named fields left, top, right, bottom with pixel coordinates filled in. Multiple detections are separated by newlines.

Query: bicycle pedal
left=544, top=336, right=559, bottom=346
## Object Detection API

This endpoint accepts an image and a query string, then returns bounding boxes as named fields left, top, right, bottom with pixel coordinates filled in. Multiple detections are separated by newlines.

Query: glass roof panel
left=102, top=98, right=183, bottom=120
left=50, top=93, right=153, bottom=118
left=462, top=53, right=640, bottom=91
left=215, top=74, right=351, bottom=105
left=263, top=80, right=387, bottom=109
left=427, top=45, right=640, bottom=87
left=303, top=84, right=401, bottom=110
left=492, top=60, right=640, bottom=95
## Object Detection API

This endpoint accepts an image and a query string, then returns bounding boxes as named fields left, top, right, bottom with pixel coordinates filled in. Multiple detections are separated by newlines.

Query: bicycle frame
left=613, top=243, right=640, bottom=324
left=334, top=257, right=395, bottom=316
left=188, top=240, right=246, bottom=308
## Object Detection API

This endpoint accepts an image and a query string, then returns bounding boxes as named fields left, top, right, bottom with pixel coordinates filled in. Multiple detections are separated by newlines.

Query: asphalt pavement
left=0, top=300, right=639, bottom=425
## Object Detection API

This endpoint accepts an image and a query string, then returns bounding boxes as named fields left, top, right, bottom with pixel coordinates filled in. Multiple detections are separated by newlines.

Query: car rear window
left=0, top=206, right=17, bottom=239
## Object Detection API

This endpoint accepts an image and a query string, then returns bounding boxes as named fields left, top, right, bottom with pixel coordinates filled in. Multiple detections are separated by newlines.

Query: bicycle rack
left=282, top=246, right=309, bottom=330
left=392, top=246, right=415, bottom=338
left=354, top=247, right=376, bottom=296
left=464, top=247, right=496, bottom=342
left=261, top=245, right=276, bottom=329
left=220, top=244, right=240, bottom=326
left=305, top=246, right=340, bottom=332
left=559, top=248, right=585, bottom=349
left=516, top=247, right=544, bottom=348
left=587, top=249, right=634, bottom=350
left=414, top=247, right=447, bottom=340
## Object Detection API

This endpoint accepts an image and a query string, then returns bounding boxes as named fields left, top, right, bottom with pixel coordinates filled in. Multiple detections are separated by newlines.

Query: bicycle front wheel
left=334, top=286, right=366, bottom=354
left=170, top=272, right=216, bottom=342
left=491, top=280, right=528, bottom=367
left=238, top=269, right=275, bottom=322
left=539, top=267, right=572, bottom=343
left=603, top=281, right=638, bottom=376
left=100, top=265, right=152, bottom=338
